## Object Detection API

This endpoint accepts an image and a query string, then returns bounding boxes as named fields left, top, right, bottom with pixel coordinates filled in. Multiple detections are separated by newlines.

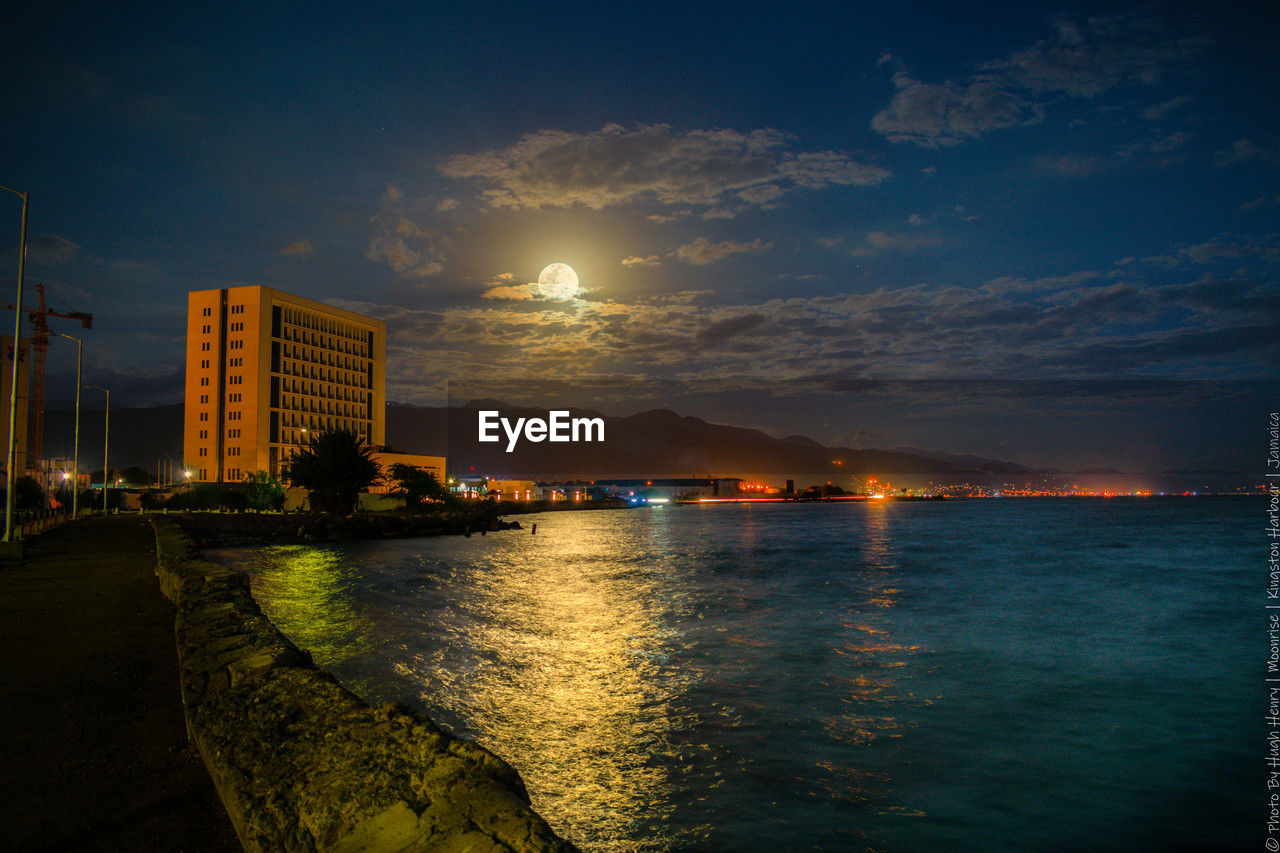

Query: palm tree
left=283, top=430, right=380, bottom=515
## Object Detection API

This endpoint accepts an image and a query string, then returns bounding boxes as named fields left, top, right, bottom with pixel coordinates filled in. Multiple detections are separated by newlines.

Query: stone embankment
left=152, top=518, right=575, bottom=852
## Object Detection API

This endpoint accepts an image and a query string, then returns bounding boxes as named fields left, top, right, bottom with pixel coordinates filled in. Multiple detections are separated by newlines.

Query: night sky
left=2, top=2, right=1276, bottom=471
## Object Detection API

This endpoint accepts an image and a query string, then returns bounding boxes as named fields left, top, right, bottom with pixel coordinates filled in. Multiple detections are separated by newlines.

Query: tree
left=283, top=430, right=380, bottom=515
left=167, top=484, right=222, bottom=511
left=243, top=471, right=286, bottom=511
left=389, top=463, right=457, bottom=509
left=121, top=466, right=152, bottom=486
left=13, top=476, right=44, bottom=511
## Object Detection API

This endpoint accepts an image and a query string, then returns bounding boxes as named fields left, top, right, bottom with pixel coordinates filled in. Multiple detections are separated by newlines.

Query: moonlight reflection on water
left=214, top=499, right=1254, bottom=852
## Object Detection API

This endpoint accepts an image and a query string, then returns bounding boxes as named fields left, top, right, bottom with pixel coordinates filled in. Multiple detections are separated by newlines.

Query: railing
left=13, top=507, right=75, bottom=539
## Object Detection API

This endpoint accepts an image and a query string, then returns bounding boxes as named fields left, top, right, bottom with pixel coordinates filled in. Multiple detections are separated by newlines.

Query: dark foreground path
left=0, top=515, right=240, bottom=851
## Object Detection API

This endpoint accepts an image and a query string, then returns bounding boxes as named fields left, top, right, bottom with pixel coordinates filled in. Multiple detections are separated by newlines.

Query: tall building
left=183, top=286, right=386, bottom=483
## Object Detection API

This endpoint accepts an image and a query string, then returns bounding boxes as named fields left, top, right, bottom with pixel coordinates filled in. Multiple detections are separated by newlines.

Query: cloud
left=366, top=232, right=442, bottom=277
left=871, top=72, right=1037, bottom=147
left=989, top=12, right=1204, bottom=97
left=482, top=284, right=536, bottom=300
left=736, top=184, right=784, bottom=205
left=849, top=230, right=943, bottom=256
left=674, top=237, right=771, bottom=265
left=28, top=235, right=82, bottom=265
left=695, top=313, right=768, bottom=348
left=438, top=123, right=889, bottom=211
left=621, top=255, right=662, bottom=268
left=1215, top=137, right=1277, bottom=168
left=279, top=240, right=313, bottom=256
left=1142, top=233, right=1280, bottom=268
left=1118, top=131, right=1191, bottom=157
left=874, top=11, right=1204, bottom=147
left=330, top=243, right=1277, bottom=404
left=1238, top=195, right=1280, bottom=212
left=1142, top=95, right=1193, bottom=121
left=365, top=201, right=447, bottom=278
left=58, top=365, right=186, bottom=409
left=479, top=272, right=535, bottom=300
left=622, top=238, right=773, bottom=267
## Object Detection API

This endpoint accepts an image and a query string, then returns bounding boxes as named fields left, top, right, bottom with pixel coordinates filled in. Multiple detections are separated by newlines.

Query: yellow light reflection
left=243, top=545, right=372, bottom=669
left=399, top=514, right=689, bottom=852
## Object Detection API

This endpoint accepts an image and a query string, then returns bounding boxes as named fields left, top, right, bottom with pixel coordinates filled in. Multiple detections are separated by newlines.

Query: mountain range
left=36, top=401, right=1241, bottom=491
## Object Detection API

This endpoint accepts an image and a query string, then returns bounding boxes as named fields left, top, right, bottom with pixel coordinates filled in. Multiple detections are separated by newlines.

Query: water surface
left=210, top=498, right=1255, bottom=851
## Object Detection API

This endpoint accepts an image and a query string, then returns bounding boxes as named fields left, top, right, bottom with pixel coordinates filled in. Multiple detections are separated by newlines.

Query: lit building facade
left=183, top=286, right=386, bottom=483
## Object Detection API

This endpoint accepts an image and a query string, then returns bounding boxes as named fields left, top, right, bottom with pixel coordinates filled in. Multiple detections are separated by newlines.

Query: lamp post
left=84, top=384, right=109, bottom=513
left=1, top=185, right=29, bottom=543
left=54, top=332, right=82, bottom=518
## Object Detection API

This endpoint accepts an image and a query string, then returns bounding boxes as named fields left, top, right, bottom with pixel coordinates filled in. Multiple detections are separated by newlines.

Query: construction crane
left=3, top=283, right=92, bottom=469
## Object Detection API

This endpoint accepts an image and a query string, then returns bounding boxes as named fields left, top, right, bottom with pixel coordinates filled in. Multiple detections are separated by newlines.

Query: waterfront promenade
left=0, top=515, right=240, bottom=850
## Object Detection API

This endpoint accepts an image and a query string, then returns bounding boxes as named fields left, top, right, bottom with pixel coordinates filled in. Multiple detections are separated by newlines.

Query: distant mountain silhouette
left=44, top=404, right=183, bottom=473
left=41, top=400, right=1228, bottom=490
left=387, top=401, right=1025, bottom=485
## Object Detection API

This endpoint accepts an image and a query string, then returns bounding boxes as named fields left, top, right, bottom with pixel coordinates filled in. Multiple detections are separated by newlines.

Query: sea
left=208, top=496, right=1259, bottom=852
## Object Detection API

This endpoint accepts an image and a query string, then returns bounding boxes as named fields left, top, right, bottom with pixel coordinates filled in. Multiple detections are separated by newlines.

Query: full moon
left=537, top=262, right=579, bottom=300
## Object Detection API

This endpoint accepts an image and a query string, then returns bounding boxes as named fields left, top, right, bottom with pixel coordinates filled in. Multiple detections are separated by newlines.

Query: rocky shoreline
left=152, top=517, right=576, bottom=851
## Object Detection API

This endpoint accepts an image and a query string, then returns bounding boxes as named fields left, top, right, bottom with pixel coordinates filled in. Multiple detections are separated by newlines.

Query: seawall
left=151, top=517, right=576, bottom=852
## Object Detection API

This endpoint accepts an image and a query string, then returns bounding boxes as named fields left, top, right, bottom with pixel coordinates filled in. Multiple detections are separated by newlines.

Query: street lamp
left=54, top=332, right=82, bottom=518
left=1, top=184, right=29, bottom=543
left=84, top=384, right=109, bottom=513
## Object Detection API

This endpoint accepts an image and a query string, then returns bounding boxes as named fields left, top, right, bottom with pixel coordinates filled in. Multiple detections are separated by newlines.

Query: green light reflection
left=243, top=545, right=375, bottom=670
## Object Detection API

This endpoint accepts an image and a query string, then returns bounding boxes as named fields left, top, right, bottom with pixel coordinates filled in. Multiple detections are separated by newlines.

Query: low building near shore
left=366, top=448, right=446, bottom=494
left=595, top=478, right=746, bottom=501
left=483, top=479, right=539, bottom=501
